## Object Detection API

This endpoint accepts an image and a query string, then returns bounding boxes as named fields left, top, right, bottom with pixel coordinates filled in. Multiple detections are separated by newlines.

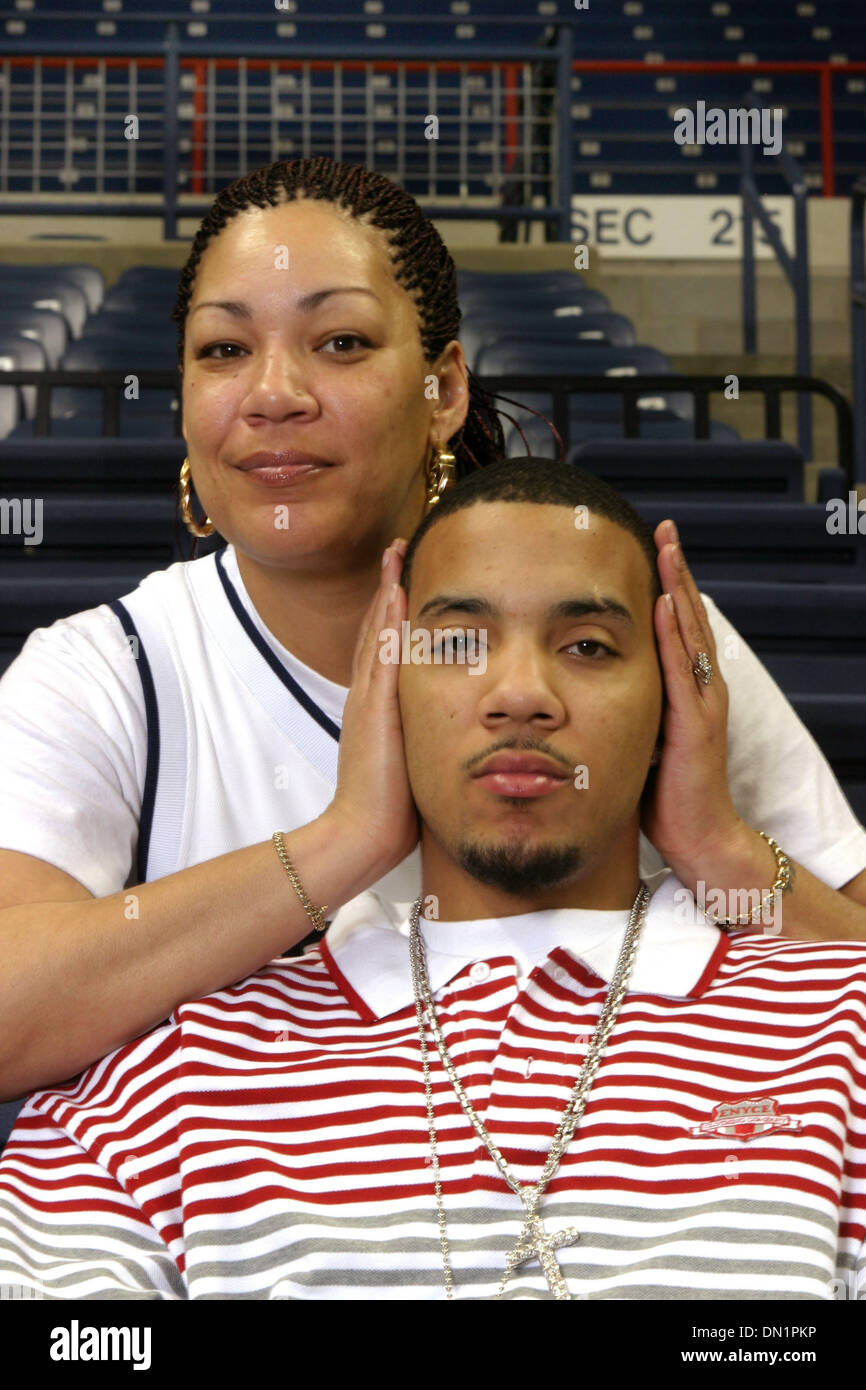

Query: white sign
left=570, top=196, right=794, bottom=260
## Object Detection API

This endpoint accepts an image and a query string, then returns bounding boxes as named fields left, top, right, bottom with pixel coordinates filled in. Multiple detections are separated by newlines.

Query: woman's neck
left=234, top=547, right=381, bottom=688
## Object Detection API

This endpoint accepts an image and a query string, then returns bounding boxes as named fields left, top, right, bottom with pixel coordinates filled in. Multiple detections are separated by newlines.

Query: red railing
left=3, top=55, right=864, bottom=199
left=178, top=57, right=866, bottom=200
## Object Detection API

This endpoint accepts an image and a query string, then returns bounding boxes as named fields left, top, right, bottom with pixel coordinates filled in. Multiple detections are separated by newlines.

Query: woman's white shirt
left=0, top=543, right=863, bottom=917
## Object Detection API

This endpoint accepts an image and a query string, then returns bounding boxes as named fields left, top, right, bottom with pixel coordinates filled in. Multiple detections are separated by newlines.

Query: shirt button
left=469, top=961, right=491, bottom=982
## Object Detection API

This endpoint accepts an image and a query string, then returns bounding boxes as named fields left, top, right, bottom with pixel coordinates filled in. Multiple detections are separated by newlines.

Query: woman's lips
left=239, top=462, right=327, bottom=487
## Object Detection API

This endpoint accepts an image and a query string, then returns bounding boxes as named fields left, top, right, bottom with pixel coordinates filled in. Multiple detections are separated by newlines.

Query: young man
left=0, top=460, right=864, bottom=1301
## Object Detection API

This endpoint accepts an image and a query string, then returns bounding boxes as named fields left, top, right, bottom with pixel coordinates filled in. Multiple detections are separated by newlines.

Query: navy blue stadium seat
left=503, top=408, right=741, bottom=457
left=0, top=272, right=89, bottom=336
left=476, top=342, right=693, bottom=422
left=460, top=286, right=611, bottom=316
left=569, top=440, right=805, bottom=501
left=633, top=501, right=866, bottom=583
left=0, top=333, right=48, bottom=423
left=8, top=413, right=180, bottom=439
left=0, top=1100, right=22, bottom=1156
left=61, top=338, right=177, bottom=371
left=0, top=567, right=158, bottom=677
left=700, top=581, right=866, bottom=695
left=0, top=307, right=68, bottom=369
left=790, top=694, right=866, bottom=824
left=476, top=340, right=673, bottom=377
left=461, top=310, right=636, bottom=373
left=0, top=437, right=185, bottom=491
left=0, top=263, right=102, bottom=314
left=0, top=494, right=182, bottom=570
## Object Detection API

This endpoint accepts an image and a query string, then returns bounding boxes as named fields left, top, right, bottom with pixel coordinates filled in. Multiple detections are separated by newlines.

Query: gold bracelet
left=272, top=831, right=329, bottom=933
left=703, top=831, right=793, bottom=927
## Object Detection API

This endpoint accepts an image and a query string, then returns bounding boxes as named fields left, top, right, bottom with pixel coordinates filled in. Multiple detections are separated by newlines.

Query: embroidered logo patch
left=690, top=1096, right=803, bottom=1142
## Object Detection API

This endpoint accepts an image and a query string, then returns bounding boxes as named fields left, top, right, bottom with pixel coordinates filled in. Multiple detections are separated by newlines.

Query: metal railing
left=850, top=176, right=866, bottom=486
left=482, top=373, right=851, bottom=485
left=0, top=15, right=575, bottom=240
left=741, top=88, right=812, bottom=461
left=4, top=24, right=866, bottom=222
left=0, top=368, right=853, bottom=486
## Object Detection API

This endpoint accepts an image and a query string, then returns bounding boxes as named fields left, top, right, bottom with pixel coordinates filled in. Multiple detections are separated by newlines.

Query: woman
left=0, top=156, right=864, bottom=1108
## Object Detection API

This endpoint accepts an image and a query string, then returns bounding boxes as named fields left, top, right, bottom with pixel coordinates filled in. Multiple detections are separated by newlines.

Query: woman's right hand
left=329, top=540, right=420, bottom=880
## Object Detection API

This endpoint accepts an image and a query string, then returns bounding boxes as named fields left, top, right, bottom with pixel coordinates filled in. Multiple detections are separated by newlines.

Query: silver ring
left=693, top=651, right=713, bottom=685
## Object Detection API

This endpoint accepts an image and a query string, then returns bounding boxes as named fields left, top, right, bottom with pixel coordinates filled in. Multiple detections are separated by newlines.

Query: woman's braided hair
left=171, top=155, right=511, bottom=478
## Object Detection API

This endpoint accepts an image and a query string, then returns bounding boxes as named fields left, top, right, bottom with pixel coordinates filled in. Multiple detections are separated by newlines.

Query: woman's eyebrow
left=190, top=287, right=380, bottom=318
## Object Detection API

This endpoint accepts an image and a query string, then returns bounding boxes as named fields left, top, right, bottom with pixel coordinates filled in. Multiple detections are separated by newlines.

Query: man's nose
left=477, top=645, right=566, bottom=728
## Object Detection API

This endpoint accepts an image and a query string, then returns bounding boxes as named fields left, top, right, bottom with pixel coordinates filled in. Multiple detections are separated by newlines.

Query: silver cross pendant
left=500, top=1211, right=581, bottom=1300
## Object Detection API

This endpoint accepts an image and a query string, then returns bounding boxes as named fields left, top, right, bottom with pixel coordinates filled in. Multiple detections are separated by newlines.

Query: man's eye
left=432, top=631, right=470, bottom=657
left=568, top=639, right=613, bottom=658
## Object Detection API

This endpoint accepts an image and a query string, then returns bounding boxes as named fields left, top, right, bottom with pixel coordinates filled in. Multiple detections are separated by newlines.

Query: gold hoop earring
left=424, top=445, right=457, bottom=510
left=179, top=457, right=215, bottom=537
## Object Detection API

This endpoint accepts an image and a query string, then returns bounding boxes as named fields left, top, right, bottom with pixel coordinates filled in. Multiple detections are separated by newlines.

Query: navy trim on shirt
left=214, top=548, right=342, bottom=743
left=108, top=599, right=158, bottom=885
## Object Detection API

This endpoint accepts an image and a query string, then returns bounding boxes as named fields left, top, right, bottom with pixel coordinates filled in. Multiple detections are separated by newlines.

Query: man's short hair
left=401, top=456, right=663, bottom=605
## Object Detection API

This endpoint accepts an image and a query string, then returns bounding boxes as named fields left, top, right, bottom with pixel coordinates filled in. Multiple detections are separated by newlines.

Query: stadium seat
left=0, top=1101, right=21, bottom=1156
left=633, top=501, right=866, bottom=583
left=8, top=412, right=180, bottom=440
left=60, top=339, right=177, bottom=371
left=0, top=333, right=48, bottom=422
left=570, top=440, right=805, bottom=500
left=0, top=567, right=158, bottom=677
left=0, top=272, right=89, bottom=336
left=476, top=342, right=693, bottom=422
left=0, top=437, right=185, bottom=492
left=0, top=494, right=182, bottom=570
left=0, top=307, right=69, bottom=369
left=504, top=412, right=740, bottom=457
left=461, top=310, right=637, bottom=372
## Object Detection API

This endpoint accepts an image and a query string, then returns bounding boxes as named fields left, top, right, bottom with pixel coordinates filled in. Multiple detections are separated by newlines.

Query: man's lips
left=471, top=753, right=571, bottom=799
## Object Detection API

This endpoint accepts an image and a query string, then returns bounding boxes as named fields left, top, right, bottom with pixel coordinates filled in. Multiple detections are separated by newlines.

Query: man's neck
left=420, top=833, right=643, bottom=922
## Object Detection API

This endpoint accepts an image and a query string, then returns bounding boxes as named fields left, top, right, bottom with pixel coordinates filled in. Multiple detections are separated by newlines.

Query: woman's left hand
left=641, top=520, right=747, bottom=879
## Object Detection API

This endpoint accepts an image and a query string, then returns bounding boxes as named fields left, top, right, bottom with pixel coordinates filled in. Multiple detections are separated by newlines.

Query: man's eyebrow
left=414, top=594, right=634, bottom=626
left=415, top=596, right=495, bottom=621
left=549, top=596, right=634, bottom=627
left=189, top=287, right=380, bottom=318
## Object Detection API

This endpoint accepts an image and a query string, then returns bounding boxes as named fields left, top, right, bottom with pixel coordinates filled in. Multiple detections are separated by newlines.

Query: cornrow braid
left=172, top=156, right=511, bottom=482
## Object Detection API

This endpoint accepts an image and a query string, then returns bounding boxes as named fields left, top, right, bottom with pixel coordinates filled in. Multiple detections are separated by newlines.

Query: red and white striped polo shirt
left=0, top=872, right=864, bottom=1301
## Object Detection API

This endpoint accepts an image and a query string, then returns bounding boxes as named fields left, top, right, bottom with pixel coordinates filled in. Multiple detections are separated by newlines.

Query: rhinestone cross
left=501, top=1212, right=581, bottom=1300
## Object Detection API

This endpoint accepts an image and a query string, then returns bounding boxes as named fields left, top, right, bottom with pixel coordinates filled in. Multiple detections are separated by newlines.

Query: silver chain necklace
left=408, top=882, right=651, bottom=1300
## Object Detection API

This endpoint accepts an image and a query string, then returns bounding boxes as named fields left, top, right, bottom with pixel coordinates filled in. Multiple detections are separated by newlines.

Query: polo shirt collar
left=323, top=870, right=729, bottom=1022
